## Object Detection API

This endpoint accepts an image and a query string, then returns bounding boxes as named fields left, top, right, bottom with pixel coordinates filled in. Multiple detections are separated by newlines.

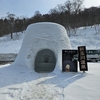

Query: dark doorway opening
left=35, top=49, right=56, bottom=73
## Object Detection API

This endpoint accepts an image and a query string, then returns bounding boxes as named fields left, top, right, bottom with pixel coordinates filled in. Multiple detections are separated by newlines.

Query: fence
left=0, top=53, right=17, bottom=64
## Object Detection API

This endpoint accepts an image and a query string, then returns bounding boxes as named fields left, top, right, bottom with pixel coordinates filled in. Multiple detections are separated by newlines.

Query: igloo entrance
left=35, top=49, right=56, bottom=72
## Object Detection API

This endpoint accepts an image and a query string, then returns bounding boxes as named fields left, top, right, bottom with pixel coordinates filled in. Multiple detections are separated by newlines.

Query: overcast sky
left=0, top=0, right=100, bottom=18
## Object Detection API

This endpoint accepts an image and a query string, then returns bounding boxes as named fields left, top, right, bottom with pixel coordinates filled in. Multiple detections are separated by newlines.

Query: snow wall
left=12, top=22, right=71, bottom=73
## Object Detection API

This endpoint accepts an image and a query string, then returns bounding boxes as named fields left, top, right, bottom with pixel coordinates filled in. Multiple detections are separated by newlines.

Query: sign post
left=78, top=46, right=88, bottom=72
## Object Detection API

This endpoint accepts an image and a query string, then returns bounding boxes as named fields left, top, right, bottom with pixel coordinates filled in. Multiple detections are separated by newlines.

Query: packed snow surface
left=0, top=63, right=100, bottom=100
left=0, top=24, right=100, bottom=100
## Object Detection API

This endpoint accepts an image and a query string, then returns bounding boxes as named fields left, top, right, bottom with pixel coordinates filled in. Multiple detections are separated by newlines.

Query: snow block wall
left=12, top=22, right=71, bottom=73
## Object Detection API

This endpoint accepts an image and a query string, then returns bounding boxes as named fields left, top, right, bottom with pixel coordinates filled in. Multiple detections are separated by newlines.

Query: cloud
left=84, top=0, right=100, bottom=8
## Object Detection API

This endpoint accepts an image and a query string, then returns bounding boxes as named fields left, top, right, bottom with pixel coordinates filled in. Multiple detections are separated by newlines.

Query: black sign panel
left=62, top=50, right=78, bottom=72
left=78, top=46, right=88, bottom=71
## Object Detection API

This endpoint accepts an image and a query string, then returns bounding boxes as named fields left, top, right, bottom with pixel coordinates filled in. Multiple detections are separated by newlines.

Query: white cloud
left=84, top=0, right=100, bottom=8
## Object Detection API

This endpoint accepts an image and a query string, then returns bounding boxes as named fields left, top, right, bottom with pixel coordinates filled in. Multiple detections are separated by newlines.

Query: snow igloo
left=13, top=22, right=71, bottom=73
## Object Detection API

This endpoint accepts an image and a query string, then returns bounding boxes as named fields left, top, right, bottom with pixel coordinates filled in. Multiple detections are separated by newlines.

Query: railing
left=0, top=53, right=17, bottom=62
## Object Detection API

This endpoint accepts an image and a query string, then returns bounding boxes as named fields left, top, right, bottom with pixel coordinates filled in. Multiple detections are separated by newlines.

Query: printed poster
left=62, top=50, right=78, bottom=72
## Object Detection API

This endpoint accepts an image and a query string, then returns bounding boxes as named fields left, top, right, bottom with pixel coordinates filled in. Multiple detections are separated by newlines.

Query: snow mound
left=12, top=22, right=71, bottom=73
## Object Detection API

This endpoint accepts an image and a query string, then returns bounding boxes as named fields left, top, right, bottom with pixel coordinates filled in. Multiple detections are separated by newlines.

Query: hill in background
left=0, top=25, right=100, bottom=54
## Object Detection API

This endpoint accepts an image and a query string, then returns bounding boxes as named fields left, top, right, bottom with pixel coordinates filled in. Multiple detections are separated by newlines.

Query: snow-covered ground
left=0, top=25, right=100, bottom=100
left=70, top=26, right=100, bottom=49
left=0, top=32, right=24, bottom=54
left=0, top=26, right=100, bottom=54
left=0, top=63, right=100, bottom=100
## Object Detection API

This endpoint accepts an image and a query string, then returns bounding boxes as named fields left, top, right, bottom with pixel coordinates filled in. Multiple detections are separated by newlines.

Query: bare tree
left=31, top=11, right=42, bottom=22
left=72, top=0, right=84, bottom=14
left=64, top=0, right=73, bottom=36
left=6, top=12, right=17, bottom=39
left=64, top=0, right=84, bottom=36
left=94, top=24, right=100, bottom=34
left=56, top=4, right=66, bottom=13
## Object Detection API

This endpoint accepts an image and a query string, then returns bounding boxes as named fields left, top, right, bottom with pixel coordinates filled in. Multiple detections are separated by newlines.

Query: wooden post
left=83, top=71, right=85, bottom=73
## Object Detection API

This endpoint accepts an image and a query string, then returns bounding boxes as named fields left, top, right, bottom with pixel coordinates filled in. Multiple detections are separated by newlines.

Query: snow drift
left=12, top=22, right=71, bottom=73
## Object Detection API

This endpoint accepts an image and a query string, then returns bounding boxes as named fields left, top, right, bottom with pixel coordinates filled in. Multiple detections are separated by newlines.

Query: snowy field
left=0, top=63, right=100, bottom=100
left=0, top=26, right=100, bottom=54
left=0, top=25, right=100, bottom=100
